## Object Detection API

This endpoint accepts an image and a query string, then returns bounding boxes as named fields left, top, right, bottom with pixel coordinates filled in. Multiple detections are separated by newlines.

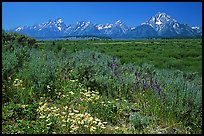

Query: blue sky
left=2, top=2, right=202, bottom=30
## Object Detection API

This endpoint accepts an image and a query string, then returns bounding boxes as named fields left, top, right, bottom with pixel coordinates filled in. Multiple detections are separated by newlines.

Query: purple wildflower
left=156, top=86, right=162, bottom=95
left=63, top=72, right=67, bottom=80
left=133, top=79, right=138, bottom=91
left=150, top=79, right=153, bottom=90
left=153, top=79, right=162, bottom=95
left=112, top=56, right=117, bottom=76
left=120, top=76, right=124, bottom=86
left=143, top=79, right=148, bottom=90
left=162, top=93, right=166, bottom=101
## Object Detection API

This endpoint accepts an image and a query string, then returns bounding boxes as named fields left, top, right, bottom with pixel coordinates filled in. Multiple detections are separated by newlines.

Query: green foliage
left=2, top=32, right=202, bottom=134
left=129, top=112, right=149, bottom=130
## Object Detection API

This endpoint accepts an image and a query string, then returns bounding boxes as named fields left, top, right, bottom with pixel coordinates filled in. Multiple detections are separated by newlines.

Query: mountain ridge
left=9, top=12, right=202, bottom=39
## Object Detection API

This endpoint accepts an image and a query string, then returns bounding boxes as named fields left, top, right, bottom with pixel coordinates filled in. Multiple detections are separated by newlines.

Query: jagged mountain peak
left=11, top=14, right=202, bottom=38
left=148, top=12, right=177, bottom=25
left=54, top=17, right=63, bottom=24
left=115, top=20, right=123, bottom=24
left=115, top=20, right=127, bottom=26
left=155, top=12, right=170, bottom=18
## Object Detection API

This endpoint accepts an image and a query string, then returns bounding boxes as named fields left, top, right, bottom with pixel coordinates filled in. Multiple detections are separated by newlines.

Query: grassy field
left=38, top=39, right=202, bottom=75
left=2, top=32, right=202, bottom=134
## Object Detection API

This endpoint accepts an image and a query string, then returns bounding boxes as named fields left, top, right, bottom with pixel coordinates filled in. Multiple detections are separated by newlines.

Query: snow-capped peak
left=115, top=20, right=122, bottom=23
left=115, top=20, right=124, bottom=25
left=16, top=27, right=23, bottom=31
left=11, top=15, right=202, bottom=38
left=192, top=26, right=200, bottom=29
left=142, top=12, right=180, bottom=33
left=97, top=24, right=104, bottom=30
left=57, top=18, right=63, bottom=24
left=104, top=24, right=113, bottom=29
left=130, top=27, right=136, bottom=30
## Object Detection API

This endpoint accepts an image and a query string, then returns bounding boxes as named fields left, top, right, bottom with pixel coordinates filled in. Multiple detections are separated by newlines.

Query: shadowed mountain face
left=10, top=12, right=202, bottom=39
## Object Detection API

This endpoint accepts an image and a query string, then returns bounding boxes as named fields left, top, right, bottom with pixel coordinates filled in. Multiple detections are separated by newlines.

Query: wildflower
left=73, top=109, right=79, bottom=113
left=95, top=118, right=101, bottom=122
left=150, top=79, right=154, bottom=90
left=80, top=120, right=84, bottom=125
left=62, top=112, right=67, bottom=115
left=44, top=103, right=48, bottom=107
left=97, top=122, right=103, bottom=127
left=112, top=56, right=117, bottom=76
left=47, top=85, right=51, bottom=89
left=101, top=126, right=106, bottom=129
left=64, top=106, right=68, bottom=110
left=63, top=72, right=67, bottom=80
left=21, top=105, right=28, bottom=108
left=115, top=127, right=119, bottom=130
left=89, top=117, right=93, bottom=121
left=143, top=79, right=148, bottom=89
left=92, top=120, right=97, bottom=124
left=39, top=115, right=46, bottom=119
left=72, top=126, right=79, bottom=131
left=70, top=80, right=76, bottom=82
left=90, top=126, right=96, bottom=132
left=69, top=91, right=74, bottom=95
left=162, top=92, right=166, bottom=101
left=55, top=113, right=60, bottom=116
left=153, top=79, right=162, bottom=95
left=84, top=125, right=89, bottom=128
left=69, top=113, right=74, bottom=116
left=133, top=79, right=138, bottom=91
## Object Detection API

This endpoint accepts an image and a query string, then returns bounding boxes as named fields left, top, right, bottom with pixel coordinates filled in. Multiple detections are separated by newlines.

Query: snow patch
left=97, top=25, right=103, bottom=30
left=104, top=24, right=112, bottom=29
left=156, top=20, right=162, bottom=25
left=192, top=26, right=199, bottom=29
left=57, top=19, right=63, bottom=24
left=58, top=27, right=62, bottom=31
left=16, top=27, right=22, bottom=31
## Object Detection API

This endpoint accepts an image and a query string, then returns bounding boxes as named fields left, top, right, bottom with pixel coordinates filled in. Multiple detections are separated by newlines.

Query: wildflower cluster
left=36, top=97, right=107, bottom=134
left=80, top=89, right=100, bottom=103
left=13, top=79, right=23, bottom=88
left=66, top=110, right=107, bottom=133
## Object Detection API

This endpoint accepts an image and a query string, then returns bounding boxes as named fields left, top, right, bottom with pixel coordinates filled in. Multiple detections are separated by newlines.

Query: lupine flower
left=149, top=79, right=154, bottom=90
left=162, top=92, right=166, bottom=101
left=156, top=86, right=162, bottom=95
left=112, top=56, right=117, bottom=76
left=143, top=79, right=148, bottom=90
left=133, top=80, right=138, bottom=91
left=153, top=79, right=162, bottom=95
left=120, top=76, right=124, bottom=86
left=63, top=71, right=67, bottom=80
left=133, top=71, right=139, bottom=91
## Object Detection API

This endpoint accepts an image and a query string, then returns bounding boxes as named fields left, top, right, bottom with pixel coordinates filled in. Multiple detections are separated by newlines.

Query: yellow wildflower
left=73, top=109, right=79, bottom=113
left=90, top=126, right=96, bottom=132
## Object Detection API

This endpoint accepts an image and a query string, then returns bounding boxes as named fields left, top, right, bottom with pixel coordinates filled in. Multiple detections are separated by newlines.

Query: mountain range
left=10, top=12, right=202, bottom=39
